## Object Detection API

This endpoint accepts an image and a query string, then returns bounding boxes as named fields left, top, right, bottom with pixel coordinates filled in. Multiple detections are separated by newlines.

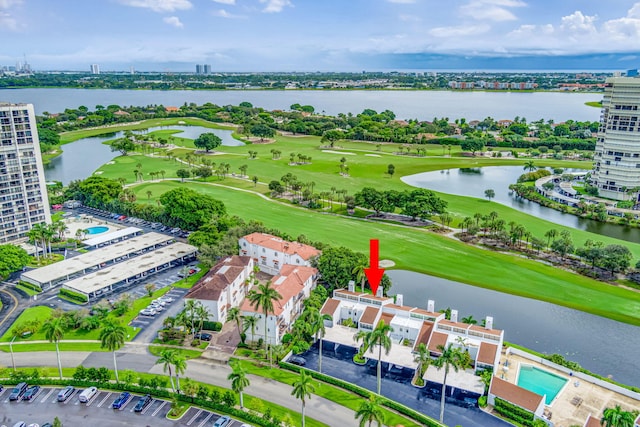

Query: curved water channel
left=387, top=270, right=640, bottom=387
left=402, top=166, right=640, bottom=243
left=44, top=125, right=242, bottom=184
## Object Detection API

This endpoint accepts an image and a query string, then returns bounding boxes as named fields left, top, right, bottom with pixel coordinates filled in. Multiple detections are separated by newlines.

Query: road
left=0, top=349, right=358, bottom=427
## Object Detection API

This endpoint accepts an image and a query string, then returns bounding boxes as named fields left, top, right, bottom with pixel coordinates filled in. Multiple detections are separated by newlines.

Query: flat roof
left=82, top=227, right=142, bottom=247
left=64, top=242, right=196, bottom=295
left=22, top=233, right=174, bottom=285
left=426, top=366, right=485, bottom=394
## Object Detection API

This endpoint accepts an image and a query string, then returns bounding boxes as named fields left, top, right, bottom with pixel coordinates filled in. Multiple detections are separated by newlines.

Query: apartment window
left=615, top=157, right=622, bottom=162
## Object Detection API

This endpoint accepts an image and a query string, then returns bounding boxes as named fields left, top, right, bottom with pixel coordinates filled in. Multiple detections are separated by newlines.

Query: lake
left=387, top=269, right=640, bottom=387
left=0, top=88, right=601, bottom=122
left=44, top=125, right=240, bottom=184
left=402, top=166, right=640, bottom=243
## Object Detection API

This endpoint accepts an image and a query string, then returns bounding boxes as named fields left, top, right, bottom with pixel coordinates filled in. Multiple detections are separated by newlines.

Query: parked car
left=27, top=424, right=39, bottom=427
left=57, top=385, right=75, bottom=402
left=194, top=332, right=212, bottom=341
left=78, top=386, right=98, bottom=403
left=212, top=416, right=231, bottom=427
left=134, top=394, right=153, bottom=412
left=139, top=308, right=157, bottom=316
left=112, top=391, right=130, bottom=409
left=41, top=424, right=53, bottom=427
left=9, top=382, right=28, bottom=401
left=22, top=385, right=40, bottom=401
left=159, top=296, right=174, bottom=303
left=288, top=356, right=306, bottom=366
left=11, top=422, right=26, bottom=427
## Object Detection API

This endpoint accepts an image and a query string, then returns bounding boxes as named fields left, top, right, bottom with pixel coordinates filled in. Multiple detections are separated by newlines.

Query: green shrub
left=59, top=288, right=88, bottom=303
left=202, top=321, right=222, bottom=331
left=478, top=395, right=487, bottom=408
left=18, top=281, right=42, bottom=293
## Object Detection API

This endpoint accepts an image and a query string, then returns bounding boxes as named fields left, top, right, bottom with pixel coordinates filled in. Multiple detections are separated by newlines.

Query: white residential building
left=239, top=232, right=321, bottom=275
left=592, top=77, right=640, bottom=200
left=241, top=264, right=317, bottom=345
left=0, top=103, right=51, bottom=243
left=184, top=255, right=254, bottom=323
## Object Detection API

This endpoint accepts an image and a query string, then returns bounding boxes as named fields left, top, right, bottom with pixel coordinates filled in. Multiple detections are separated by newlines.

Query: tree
left=484, top=189, right=495, bottom=201
left=252, top=175, right=259, bottom=187
left=523, top=160, right=537, bottom=172
left=156, top=349, right=177, bottom=392
left=176, top=168, right=191, bottom=182
left=250, top=124, right=276, bottom=141
left=433, top=343, right=471, bottom=423
left=307, top=307, right=331, bottom=373
left=413, top=342, right=431, bottom=384
left=53, top=417, right=62, bottom=427
left=544, top=229, right=558, bottom=248
left=110, top=138, right=136, bottom=155
left=314, top=246, right=368, bottom=291
left=321, top=129, right=344, bottom=147
left=247, top=281, right=282, bottom=367
left=387, top=164, right=395, bottom=177
left=460, top=139, right=484, bottom=155
left=291, top=370, right=315, bottom=427
left=99, top=319, right=127, bottom=382
left=159, top=187, right=226, bottom=230
left=355, top=320, right=393, bottom=395
left=193, top=133, right=222, bottom=152
left=144, top=283, right=156, bottom=297
left=601, top=405, right=636, bottom=427
left=42, top=316, right=65, bottom=379
left=600, top=244, right=633, bottom=274
left=227, top=306, right=242, bottom=338
left=227, top=361, right=250, bottom=409
left=0, top=244, right=30, bottom=279
left=243, top=314, right=259, bottom=344
left=355, top=395, right=385, bottom=427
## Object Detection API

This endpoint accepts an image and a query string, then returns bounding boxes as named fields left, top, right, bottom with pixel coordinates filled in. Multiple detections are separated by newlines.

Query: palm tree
left=227, top=361, right=250, bottom=409
left=243, top=315, right=259, bottom=345
left=544, top=229, right=558, bottom=248
left=523, top=160, right=537, bottom=172
left=601, top=405, right=636, bottom=427
left=99, top=319, right=127, bottom=382
left=433, top=343, right=471, bottom=423
left=355, top=321, right=393, bottom=395
left=41, top=316, right=65, bottom=379
left=291, top=370, right=315, bottom=427
left=351, top=261, right=367, bottom=292
left=355, top=395, right=385, bottom=427
left=307, top=307, right=331, bottom=373
left=173, top=354, right=187, bottom=393
left=227, top=307, right=242, bottom=339
left=247, top=281, right=282, bottom=367
left=413, top=342, right=431, bottom=385
left=461, top=315, right=477, bottom=325
left=156, top=349, right=177, bottom=392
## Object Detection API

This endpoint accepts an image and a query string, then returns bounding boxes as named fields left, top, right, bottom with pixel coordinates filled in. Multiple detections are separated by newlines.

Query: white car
left=153, top=300, right=166, bottom=306
left=139, top=308, right=157, bottom=316
left=149, top=304, right=163, bottom=312
left=159, top=296, right=174, bottom=303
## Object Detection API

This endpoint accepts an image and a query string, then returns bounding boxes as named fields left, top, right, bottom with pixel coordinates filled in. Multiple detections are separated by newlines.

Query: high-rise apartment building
left=195, top=64, right=203, bottom=74
left=0, top=103, right=51, bottom=243
left=203, top=64, right=211, bottom=74
left=591, top=77, right=640, bottom=201
left=90, top=64, right=100, bottom=74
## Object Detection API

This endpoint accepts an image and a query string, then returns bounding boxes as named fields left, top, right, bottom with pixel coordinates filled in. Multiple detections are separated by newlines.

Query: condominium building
left=90, top=64, right=100, bottom=74
left=0, top=103, right=51, bottom=243
left=591, top=77, right=640, bottom=201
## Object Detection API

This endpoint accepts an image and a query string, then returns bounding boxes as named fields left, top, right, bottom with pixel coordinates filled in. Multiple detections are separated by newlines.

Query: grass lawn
left=124, top=180, right=640, bottom=326
left=0, top=341, right=105, bottom=353
left=15, top=283, right=40, bottom=297
left=148, top=345, right=204, bottom=359
left=236, top=359, right=423, bottom=427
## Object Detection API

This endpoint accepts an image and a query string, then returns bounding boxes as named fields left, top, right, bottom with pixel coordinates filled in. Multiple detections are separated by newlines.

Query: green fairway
left=126, top=180, right=640, bottom=326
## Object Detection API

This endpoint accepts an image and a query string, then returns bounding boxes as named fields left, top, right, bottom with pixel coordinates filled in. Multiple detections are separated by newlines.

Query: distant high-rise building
left=627, top=69, right=639, bottom=77
left=203, top=64, right=211, bottom=74
left=130, top=66, right=135, bottom=75
left=195, top=64, right=204, bottom=74
left=591, top=77, right=640, bottom=201
left=90, top=64, right=100, bottom=74
left=0, top=103, right=51, bottom=243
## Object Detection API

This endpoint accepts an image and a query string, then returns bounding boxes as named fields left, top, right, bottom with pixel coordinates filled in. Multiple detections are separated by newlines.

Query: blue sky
left=2, top=0, right=640, bottom=71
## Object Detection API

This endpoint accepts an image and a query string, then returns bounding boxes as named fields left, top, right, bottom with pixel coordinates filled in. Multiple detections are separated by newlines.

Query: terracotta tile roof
left=243, top=233, right=321, bottom=260
left=383, top=304, right=413, bottom=312
left=477, top=342, right=498, bottom=365
left=469, top=324, right=503, bottom=336
left=490, top=377, right=543, bottom=413
left=241, top=265, right=317, bottom=316
left=415, top=321, right=434, bottom=348
left=184, top=256, right=250, bottom=301
left=411, top=308, right=441, bottom=318
left=428, top=331, right=448, bottom=353
left=360, top=306, right=380, bottom=325
left=380, top=312, right=394, bottom=326
left=335, top=289, right=366, bottom=297
left=439, top=319, right=470, bottom=330
left=584, top=415, right=601, bottom=427
left=321, top=298, right=340, bottom=316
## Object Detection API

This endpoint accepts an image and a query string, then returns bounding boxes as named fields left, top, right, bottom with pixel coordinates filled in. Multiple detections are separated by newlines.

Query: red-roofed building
left=488, top=377, right=545, bottom=418
left=239, top=233, right=321, bottom=275
left=241, top=265, right=317, bottom=345
left=184, top=255, right=253, bottom=322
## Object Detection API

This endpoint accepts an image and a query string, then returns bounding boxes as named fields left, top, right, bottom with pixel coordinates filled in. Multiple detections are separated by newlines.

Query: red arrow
left=364, top=239, right=385, bottom=296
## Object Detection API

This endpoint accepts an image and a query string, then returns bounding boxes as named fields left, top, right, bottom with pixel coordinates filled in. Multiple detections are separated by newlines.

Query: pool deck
left=495, top=349, right=640, bottom=427
left=63, top=214, right=122, bottom=240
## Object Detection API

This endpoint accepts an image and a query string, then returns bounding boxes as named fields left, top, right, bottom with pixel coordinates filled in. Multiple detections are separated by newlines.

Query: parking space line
left=62, top=390, right=78, bottom=405
left=85, top=391, right=101, bottom=406
left=140, top=399, right=154, bottom=415
left=121, top=395, right=134, bottom=411
left=197, top=412, right=213, bottom=427
left=96, top=392, right=111, bottom=408
left=151, top=400, right=167, bottom=416
left=40, top=388, right=55, bottom=403
left=187, top=409, right=203, bottom=425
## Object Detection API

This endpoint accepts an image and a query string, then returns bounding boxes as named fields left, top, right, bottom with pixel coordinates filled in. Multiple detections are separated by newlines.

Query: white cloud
left=387, top=0, right=416, bottom=3
left=429, top=24, right=490, bottom=38
left=0, top=0, right=21, bottom=31
left=118, top=0, right=192, bottom=13
left=211, top=8, right=246, bottom=18
left=0, top=0, right=22, bottom=8
left=259, top=0, right=292, bottom=13
left=163, top=16, right=183, bottom=28
left=560, top=11, right=597, bottom=33
left=460, top=0, right=526, bottom=22
left=212, top=0, right=236, bottom=4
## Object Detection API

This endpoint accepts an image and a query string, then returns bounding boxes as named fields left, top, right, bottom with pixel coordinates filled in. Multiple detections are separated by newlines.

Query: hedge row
left=58, top=288, right=88, bottom=303
left=18, top=281, right=42, bottom=293
left=494, top=397, right=535, bottom=426
left=280, top=361, right=444, bottom=427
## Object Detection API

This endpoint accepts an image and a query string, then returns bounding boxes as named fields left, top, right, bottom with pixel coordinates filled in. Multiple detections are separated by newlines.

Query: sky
left=2, top=0, right=640, bottom=72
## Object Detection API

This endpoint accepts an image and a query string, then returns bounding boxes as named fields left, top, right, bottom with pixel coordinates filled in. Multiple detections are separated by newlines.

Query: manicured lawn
left=125, top=180, right=640, bottom=326
left=0, top=341, right=104, bottom=353
left=15, top=283, right=40, bottom=297
left=148, top=345, right=204, bottom=359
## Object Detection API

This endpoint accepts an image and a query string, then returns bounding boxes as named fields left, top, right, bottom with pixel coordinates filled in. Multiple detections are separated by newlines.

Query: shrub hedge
left=494, top=397, right=535, bottom=427
left=59, top=288, right=88, bottom=303
left=18, top=281, right=42, bottom=293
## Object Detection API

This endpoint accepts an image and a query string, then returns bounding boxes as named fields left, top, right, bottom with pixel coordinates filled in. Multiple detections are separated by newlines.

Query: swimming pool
left=86, top=226, right=109, bottom=235
left=516, top=365, right=567, bottom=405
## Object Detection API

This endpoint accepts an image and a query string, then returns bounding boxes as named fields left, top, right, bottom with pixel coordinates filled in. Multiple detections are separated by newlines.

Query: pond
left=387, top=269, right=640, bottom=387
left=44, top=125, right=242, bottom=185
left=401, top=165, right=640, bottom=243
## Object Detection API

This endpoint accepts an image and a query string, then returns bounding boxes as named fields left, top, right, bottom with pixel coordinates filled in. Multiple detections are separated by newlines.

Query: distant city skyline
left=2, top=0, right=640, bottom=71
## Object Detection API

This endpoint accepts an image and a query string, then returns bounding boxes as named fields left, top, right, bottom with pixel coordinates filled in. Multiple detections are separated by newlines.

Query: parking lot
left=0, top=385, right=246, bottom=427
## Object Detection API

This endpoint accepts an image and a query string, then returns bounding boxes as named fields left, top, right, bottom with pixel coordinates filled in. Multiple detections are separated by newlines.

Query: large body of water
left=387, top=270, right=640, bottom=387
left=0, top=88, right=601, bottom=122
left=402, top=166, right=640, bottom=243
left=44, top=125, right=239, bottom=184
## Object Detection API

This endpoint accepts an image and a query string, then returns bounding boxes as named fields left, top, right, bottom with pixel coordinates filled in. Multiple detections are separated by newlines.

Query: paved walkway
left=0, top=349, right=358, bottom=427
